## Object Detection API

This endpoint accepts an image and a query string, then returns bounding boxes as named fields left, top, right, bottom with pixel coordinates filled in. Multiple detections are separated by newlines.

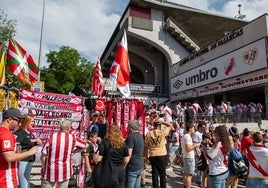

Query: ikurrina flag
left=7, top=38, right=39, bottom=85
left=91, top=58, right=104, bottom=97
left=109, top=30, right=131, bottom=97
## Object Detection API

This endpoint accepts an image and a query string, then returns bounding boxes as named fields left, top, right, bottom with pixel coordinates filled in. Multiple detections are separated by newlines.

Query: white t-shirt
left=207, top=142, right=228, bottom=176
left=207, top=105, right=213, bottom=116
left=192, top=131, right=203, bottom=143
left=181, top=133, right=194, bottom=158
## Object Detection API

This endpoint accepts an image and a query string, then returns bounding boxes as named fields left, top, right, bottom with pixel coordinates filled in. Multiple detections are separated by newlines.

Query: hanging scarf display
left=115, top=99, right=122, bottom=126
left=105, top=99, right=113, bottom=125
left=121, top=100, right=129, bottom=138
left=137, top=100, right=145, bottom=135
left=129, top=100, right=137, bottom=120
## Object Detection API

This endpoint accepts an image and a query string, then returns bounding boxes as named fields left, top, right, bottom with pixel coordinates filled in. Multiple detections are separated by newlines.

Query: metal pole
left=38, top=0, right=45, bottom=81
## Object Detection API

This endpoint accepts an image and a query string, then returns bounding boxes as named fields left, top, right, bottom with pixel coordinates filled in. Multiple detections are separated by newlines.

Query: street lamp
left=38, top=0, right=45, bottom=81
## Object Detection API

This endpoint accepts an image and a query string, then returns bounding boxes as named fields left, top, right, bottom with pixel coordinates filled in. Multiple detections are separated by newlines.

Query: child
left=84, top=131, right=100, bottom=188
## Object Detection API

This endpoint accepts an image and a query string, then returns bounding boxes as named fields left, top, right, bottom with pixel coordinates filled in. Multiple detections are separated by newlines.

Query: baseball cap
left=88, top=125, right=99, bottom=133
left=3, top=108, right=26, bottom=120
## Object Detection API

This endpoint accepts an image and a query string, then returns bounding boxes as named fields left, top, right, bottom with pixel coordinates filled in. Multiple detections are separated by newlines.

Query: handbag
left=229, top=148, right=248, bottom=176
left=92, top=142, right=119, bottom=188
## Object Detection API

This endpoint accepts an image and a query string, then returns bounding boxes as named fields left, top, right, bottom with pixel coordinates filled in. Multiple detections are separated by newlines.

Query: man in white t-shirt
left=181, top=124, right=200, bottom=188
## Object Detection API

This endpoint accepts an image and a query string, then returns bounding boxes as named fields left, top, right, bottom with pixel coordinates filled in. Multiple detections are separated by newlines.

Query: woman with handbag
left=93, top=124, right=130, bottom=188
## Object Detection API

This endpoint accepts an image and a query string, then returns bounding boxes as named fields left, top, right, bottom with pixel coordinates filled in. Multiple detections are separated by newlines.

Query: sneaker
left=166, top=167, right=173, bottom=172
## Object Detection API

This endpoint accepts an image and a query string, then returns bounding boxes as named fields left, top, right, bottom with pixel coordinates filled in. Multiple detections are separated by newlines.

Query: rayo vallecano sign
left=171, top=37, right=267, bottom=94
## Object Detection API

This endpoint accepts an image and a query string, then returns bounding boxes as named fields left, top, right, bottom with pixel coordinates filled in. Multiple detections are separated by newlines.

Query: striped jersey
left=41, top=131, right=86, bottom=182
left=0, top=126, right=19, bottom=188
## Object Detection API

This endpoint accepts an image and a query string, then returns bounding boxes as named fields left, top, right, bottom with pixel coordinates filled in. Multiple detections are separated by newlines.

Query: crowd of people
left=0, top=101, right=268, bottom=188
left=173, top=101, right=264, bottom=123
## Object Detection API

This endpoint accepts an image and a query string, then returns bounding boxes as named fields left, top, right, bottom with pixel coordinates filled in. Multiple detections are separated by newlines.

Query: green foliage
left=0, top=9, right=30, bottom=89
left=40, top=46, right=95, bottom=96
left=0, top=9, right=17, bottom=46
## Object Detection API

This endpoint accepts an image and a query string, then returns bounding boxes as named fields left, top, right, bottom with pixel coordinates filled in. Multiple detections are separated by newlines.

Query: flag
left=0, top=52, right=6, bottom=85
left=91, top=58, right=104, bottom=97
left=7, top=38, right=39, bottom=85
left=109, top=30, right=131, bottom=97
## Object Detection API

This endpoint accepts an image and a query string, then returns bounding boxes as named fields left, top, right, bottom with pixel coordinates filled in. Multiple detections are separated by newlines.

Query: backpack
left=229, top=148, right=248, bottom=176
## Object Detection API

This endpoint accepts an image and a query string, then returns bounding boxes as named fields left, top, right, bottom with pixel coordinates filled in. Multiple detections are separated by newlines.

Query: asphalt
left=143, top=164, right=246, bottom=188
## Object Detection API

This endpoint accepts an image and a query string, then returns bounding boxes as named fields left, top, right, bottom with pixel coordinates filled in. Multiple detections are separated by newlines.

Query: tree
left=0, top=9, right=29, bottom=89
left=40, top=46, right=95, bottom=96
left=0, top=9, right=16, bottom=46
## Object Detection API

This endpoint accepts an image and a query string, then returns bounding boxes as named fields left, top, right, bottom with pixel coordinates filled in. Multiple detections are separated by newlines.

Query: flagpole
left=37, top=0, right=45, bottom=81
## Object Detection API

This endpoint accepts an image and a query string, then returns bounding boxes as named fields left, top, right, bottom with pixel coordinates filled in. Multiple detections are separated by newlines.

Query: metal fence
left=30, top=164, right=80, bottom=188
left=196, top=112, right=264, bottom=124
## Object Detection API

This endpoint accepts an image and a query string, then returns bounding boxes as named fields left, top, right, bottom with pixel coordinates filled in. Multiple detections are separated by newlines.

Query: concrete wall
left=225, top=120, right=268, bottom=133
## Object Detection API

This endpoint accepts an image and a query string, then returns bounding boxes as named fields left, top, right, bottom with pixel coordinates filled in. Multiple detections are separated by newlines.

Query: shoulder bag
left=92, top=142, right=119, bottom=188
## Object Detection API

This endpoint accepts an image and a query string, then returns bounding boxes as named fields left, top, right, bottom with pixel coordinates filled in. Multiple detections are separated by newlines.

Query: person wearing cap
left=125, top=120, right=144, bottom=188
left=40, top=119, right=87, bottom=188
left=0, top=108, right=38, bottom=188
left=144, top=118, right=174, bottom=188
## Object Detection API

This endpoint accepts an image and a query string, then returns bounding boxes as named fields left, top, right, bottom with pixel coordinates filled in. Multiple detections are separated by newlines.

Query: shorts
left=183, top=158, right=195, bottom=175
left=168, top=144, right=179, bottom=156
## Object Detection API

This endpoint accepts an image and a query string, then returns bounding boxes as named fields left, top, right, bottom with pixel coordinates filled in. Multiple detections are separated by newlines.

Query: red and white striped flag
left=91, top=58, right=104, bottom=97
left=109, top=30, right=131, bottom=97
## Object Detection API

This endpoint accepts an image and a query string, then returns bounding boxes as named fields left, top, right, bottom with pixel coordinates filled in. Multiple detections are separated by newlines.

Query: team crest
left=243, top=48, right=258, bottom=65
left=4, top=140, right=11, bottom=149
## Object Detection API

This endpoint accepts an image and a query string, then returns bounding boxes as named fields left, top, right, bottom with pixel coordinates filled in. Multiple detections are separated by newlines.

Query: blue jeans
left=209, top=170, right=229, bottom=188
left=19, top=161, right=33, bottom=188
left=246, top=178, right=268, bottom=188
left=195, top=156, right=202, bottom=183
left=125, top=168, right=143, bottom=188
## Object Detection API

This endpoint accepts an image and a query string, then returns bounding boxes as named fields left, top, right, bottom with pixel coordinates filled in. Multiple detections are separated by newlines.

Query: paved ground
left=143, top=164, right=246, bottom=188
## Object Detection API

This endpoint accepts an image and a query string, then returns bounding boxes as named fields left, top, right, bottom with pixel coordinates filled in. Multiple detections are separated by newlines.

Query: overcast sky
left=1, top=0, right=268, bottom=67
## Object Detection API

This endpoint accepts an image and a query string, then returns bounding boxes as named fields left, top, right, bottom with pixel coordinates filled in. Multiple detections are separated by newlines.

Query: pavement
left=143, top=164, right=246, bottom=188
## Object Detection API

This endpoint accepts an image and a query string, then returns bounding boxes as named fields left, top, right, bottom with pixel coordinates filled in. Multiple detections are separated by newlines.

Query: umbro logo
left=173, top=80, right=183, bottom=89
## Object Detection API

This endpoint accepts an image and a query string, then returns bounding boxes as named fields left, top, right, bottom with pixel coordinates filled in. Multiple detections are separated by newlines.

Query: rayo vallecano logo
left=173, top=80, right=183, bottom=89
left=243, top=48, right=258, bottom=65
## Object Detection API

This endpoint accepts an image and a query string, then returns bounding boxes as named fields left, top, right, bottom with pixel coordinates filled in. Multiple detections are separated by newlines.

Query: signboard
left=171, top=38, right=268, bottom=94
left=32, top=81, right=44, bottom=92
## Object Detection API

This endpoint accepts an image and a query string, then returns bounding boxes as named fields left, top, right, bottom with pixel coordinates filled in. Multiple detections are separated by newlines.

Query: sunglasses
left=11, top=118, right=20, bottom=122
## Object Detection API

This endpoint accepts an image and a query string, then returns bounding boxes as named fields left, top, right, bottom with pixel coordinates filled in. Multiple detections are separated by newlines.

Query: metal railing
left=30, top=164, right=80, bottom=187
left=196, top=112, right=264, bottom=124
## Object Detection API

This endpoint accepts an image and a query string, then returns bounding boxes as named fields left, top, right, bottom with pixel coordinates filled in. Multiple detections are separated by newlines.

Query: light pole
left=38, top=0, right=45, bottom=81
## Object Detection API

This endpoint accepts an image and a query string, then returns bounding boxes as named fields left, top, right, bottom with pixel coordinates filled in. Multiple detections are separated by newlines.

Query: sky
left=1, top=0, right=268, bottom=67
